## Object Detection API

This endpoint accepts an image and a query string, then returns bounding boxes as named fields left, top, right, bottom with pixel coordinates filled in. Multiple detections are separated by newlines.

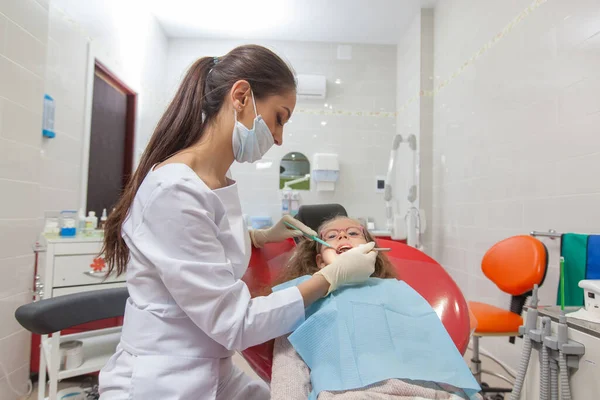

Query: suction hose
left=550, top=362, right=558, bottom=400
left=510, top=335, right=533, bottom=400
left=556, top=311, right=576, bottom=400
left=539, top=317, right=551, bottom=400
left=510, top=284, right=539, bottom=400
left=559, top=350, right=572, bottom=400
left=540, top=344, right=549, bottom=400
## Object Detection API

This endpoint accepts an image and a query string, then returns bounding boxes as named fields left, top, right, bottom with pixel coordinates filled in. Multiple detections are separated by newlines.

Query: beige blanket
left=270, top=335, right=480, bottom=400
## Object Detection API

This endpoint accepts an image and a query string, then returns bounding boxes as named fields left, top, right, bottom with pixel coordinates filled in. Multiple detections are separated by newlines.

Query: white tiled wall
left=51, top=0, right=170, bottom=169
left=0, top=1, right=48, bottom=397
left=42, top=5, right=89, bottom=214
left=166, top=39, right=397, bottom=228
left=43, top=0, right=168, bottom=208
left=426, top=0, right=600, bottom=369
left=0, top=1, right=169, bottom=396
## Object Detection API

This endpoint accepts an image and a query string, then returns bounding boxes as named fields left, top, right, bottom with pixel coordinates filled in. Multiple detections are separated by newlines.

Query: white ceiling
left=148, top=0, right=438, bottom=45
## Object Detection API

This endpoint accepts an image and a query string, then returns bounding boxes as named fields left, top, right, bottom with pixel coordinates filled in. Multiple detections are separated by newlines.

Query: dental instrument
left=283, top=221, right=391, bottom=252
left=283, top=221, right=334, bottom=248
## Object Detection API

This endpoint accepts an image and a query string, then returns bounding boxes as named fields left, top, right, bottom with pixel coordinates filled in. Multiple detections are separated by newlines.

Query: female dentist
left=98, top=45, right=378, bottom=400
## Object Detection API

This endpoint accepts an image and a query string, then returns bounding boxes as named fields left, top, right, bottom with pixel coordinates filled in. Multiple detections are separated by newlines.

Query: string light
left=295, top=0, right=548, bottom=118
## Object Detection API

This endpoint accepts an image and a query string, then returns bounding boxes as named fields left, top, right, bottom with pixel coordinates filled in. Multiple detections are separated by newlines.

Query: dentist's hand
left=249, top=215, right=317, bottom=248
left=315, top=242, right=377, bottom=295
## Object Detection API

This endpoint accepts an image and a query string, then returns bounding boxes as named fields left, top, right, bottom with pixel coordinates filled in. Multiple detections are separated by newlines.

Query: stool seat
left=469, top=301, right=523, bottom=334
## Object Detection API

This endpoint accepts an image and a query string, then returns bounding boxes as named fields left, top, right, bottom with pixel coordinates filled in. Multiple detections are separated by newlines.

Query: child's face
left=316, top=218, right=368, bottom=268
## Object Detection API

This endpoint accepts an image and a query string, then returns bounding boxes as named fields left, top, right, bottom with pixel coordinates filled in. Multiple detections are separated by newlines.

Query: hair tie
left=213, top=57, right=219, bottom=65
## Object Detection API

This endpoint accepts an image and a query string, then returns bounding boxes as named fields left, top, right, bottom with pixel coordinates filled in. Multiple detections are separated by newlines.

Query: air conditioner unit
left=296, top=74, right=327, bottom=99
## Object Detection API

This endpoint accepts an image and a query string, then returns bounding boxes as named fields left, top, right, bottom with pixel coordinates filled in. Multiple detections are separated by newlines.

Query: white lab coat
left=99, top=164, right=305, bottom=400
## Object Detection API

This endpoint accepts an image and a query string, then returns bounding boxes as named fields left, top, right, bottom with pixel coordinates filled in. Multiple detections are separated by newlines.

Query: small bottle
left=100, top=209, right=108, bottom=229
left=281, top=190, right=291, bottom=216
left=84, top=211, right=98, bottom=235
left=77, top=208, right=86, bottom=235
left=290, top=191, right=300, bottom=216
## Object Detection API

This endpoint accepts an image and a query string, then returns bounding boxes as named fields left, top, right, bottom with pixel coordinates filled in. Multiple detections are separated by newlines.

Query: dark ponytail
left=103, top=45, right=296, bottom=276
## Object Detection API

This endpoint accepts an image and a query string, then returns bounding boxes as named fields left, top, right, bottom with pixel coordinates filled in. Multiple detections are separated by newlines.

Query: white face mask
left=232, top=90, right=274, bottom=163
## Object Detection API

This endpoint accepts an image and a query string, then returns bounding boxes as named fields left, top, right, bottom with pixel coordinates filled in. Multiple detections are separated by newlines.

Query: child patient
left=269, top=216, right=481, bottom=400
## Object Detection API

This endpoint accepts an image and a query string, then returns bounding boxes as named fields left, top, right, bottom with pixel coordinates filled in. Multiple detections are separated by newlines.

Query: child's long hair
left=270, top=217, right=397, bottom=290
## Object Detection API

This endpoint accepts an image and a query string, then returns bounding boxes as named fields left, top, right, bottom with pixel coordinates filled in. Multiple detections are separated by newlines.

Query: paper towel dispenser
left=312, top=153, right=339, bottom=191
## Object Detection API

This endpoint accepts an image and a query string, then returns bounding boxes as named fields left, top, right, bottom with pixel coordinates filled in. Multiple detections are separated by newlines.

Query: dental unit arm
left=284, top=174, right=311, bottom=189
left=384, top=134, right=420, bottom=244
left=384, top=135, right=403, bottom=233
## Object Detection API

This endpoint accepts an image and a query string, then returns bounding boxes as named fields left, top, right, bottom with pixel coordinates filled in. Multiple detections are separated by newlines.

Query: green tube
left=560, top=256, right=565, bottom=311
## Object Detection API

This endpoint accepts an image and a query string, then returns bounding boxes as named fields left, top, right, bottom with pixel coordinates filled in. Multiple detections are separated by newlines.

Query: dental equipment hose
left=557, top=312, right=572, bottom=400
left=509, top=284, right=539, bottom=400
left=539, top=317, right=551, bottom=400
left=510, top=284, right=538, bottom=400
left=510, top=335, right=532, bottom=400
left=559, top=350, right=572, bottom=400
left=550, top=363, right=558, bottom=400
left=541, top=343, right=549, bottom=400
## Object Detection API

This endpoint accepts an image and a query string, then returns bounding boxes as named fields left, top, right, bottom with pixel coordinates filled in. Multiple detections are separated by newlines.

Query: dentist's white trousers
left=100, top=345, right=270, bottom=400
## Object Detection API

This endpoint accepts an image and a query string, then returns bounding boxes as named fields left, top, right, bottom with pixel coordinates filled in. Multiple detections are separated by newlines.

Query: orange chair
left=468, top=235, right=548, bottom=394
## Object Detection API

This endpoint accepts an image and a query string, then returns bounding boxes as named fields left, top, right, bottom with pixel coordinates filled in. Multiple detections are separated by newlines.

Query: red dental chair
left=240, top=204, right=472, bottom=382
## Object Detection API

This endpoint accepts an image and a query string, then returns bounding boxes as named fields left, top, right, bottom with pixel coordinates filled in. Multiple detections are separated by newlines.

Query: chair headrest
left=295, top=204, right=348, bottom=232
left=482, top=235, right=548, bottom=296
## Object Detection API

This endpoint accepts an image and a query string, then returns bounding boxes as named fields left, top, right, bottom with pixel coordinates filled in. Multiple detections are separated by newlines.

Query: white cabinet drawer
left=52, top=282, right=126, bottom=297
left=53, top=255, right=126, bottom=288
left=54, top=241, right=103, bottom=256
